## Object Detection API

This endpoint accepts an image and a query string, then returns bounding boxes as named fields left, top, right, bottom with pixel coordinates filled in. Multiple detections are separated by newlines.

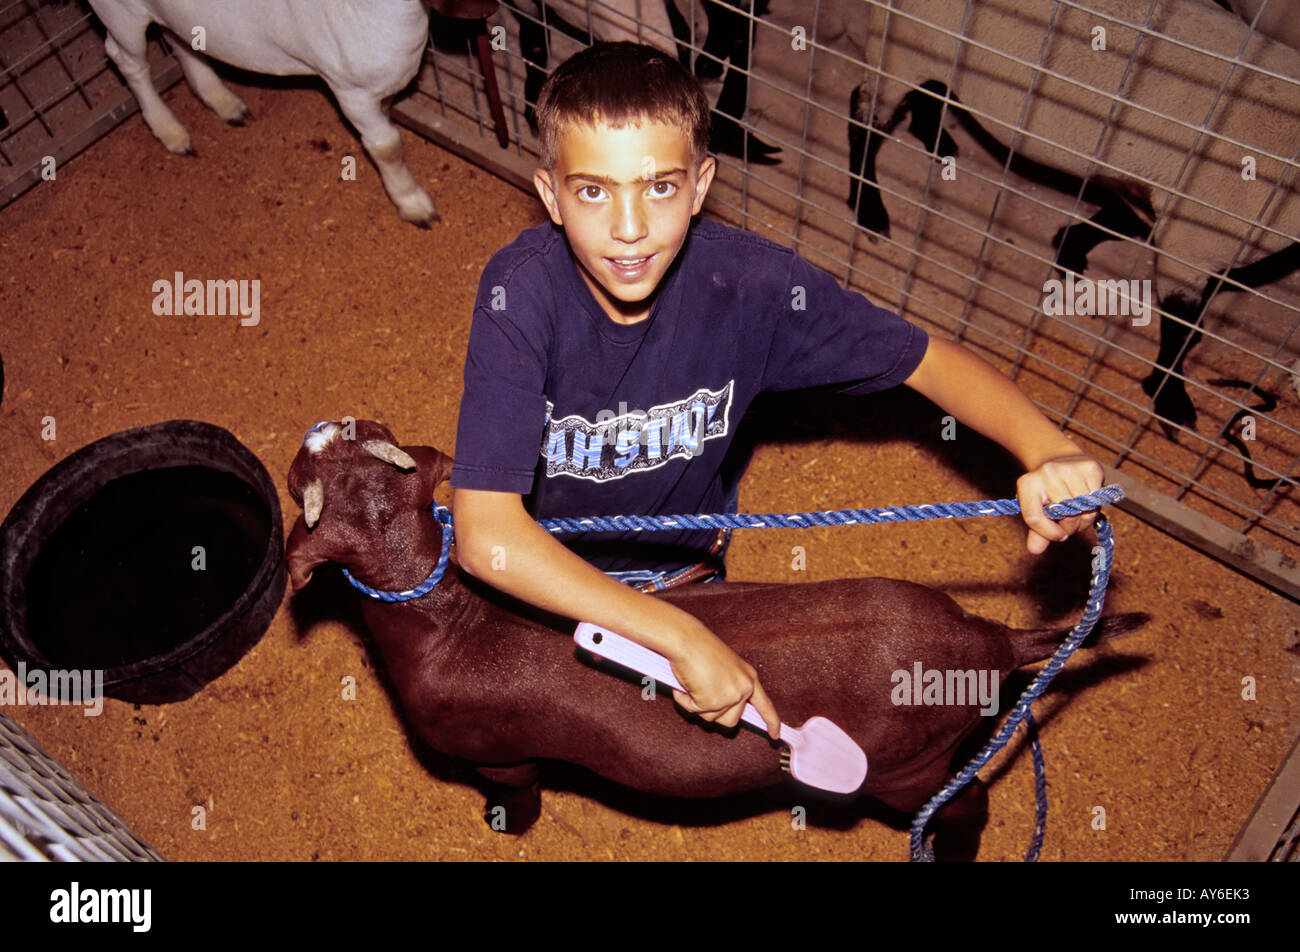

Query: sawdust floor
left=1, top=77, right=1297, bottom=862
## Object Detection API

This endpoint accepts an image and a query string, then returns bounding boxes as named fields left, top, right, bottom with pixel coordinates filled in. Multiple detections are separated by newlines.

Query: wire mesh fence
left=0, top=0, right=180, bottom=208
left=402, top=0, right=1300, bottom=591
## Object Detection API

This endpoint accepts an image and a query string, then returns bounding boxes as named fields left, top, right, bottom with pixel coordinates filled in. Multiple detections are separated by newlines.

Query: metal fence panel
left=0, top=0, right=180, bottom=209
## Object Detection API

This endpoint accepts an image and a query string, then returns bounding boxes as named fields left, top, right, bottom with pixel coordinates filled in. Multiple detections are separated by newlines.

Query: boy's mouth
left=606, top=254, right=655, bottom=280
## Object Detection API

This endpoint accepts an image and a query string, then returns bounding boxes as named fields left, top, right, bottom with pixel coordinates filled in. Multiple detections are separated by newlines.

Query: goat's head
left=285, top=419, right=453, bottom=591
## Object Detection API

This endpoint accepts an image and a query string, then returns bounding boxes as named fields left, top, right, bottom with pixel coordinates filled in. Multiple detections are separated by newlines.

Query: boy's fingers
left=1020, top=456, right=1106, bottom=553
left=671, top=681, right=779, bottom=738
left=1056, top=514, right=1081, bottom=536
left=672, top=687, right=708, bottom=717
left=749, top=681, right=782, bottom=739
left=714, top=701, right=745, bottom=729
left=1019, top=490, right=1064, bottom=546
left=671, top=686, right=736, bottom=720
left=671, top=686, right=697, bottom=707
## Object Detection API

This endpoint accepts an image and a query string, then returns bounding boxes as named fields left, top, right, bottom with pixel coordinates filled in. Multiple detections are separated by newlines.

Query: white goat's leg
left=98, top=16, right=192, bottom=153
left=332, top=88, right=437, bottom=225
left=170, top=43, right=248, bottom=124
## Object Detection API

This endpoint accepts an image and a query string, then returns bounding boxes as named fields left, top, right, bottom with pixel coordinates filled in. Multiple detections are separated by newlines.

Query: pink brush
left=574, top=622, right=868, bottom=795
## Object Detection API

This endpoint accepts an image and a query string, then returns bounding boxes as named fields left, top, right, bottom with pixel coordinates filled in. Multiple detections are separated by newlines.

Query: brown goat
left=285, top=419, right=1140, bottom=859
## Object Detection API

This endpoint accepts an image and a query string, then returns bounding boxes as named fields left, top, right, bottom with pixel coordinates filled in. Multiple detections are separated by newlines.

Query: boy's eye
left=649, top=181, right=677, bottom=197
left=579, top=185, right=606, bottom=201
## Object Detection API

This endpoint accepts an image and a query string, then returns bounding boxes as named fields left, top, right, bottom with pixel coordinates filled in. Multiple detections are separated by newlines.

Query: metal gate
left=0, top=0, right=180, bottom=209
left=398, top=0, right=1300, bottom=599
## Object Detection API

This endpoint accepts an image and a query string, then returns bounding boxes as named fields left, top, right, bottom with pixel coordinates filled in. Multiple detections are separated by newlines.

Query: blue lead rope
left=909, top=512, right=1115, bottom=861
left=535, top=485, right=1124, bottom=533
left=339, top=485, right=1124, bottom=862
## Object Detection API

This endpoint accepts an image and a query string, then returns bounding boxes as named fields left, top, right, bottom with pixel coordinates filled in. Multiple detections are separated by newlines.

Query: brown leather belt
left=633, top=529, right=729, bottom=593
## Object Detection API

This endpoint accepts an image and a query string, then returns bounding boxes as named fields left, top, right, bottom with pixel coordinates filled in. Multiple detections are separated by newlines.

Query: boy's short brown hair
left=536, top=41, right=711, bottom=171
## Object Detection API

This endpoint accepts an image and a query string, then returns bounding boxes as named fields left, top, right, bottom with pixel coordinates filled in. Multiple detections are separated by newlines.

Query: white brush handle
left=574, top=622, right=785, bottom=740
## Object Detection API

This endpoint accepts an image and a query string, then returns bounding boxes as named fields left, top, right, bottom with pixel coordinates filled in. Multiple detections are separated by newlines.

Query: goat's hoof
left=483, top=787, right=541, bottom=835
left=160, top=131, right=193, bottom=155
left=220, top=100, right=250, bottom=125
left=397, top=191, right=439, bottom=227
left=400, top=212, right=438, bottom=229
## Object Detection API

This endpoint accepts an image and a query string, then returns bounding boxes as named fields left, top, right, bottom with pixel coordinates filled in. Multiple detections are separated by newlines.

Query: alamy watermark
left=1042, top=273, right=1151, bottom=326
left=50, top=882, right=150, bottom=932
left=0, top=662, right=104, bottom=716
left=151, top=271, right=260, bottom=326
left=890, top=662, right=999, bottom=716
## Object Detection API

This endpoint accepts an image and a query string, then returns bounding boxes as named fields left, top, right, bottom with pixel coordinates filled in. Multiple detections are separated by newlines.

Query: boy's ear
left=691, top=156, right=716, bottom=215
left=534, top=169, right=564, bottom=226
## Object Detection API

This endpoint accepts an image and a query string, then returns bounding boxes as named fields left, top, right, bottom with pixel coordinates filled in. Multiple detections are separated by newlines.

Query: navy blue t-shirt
left=451, top=216, right=929, bottom=572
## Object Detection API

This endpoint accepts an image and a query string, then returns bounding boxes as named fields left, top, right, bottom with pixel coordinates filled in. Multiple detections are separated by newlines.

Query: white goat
left=85, top=0, right=472, bottom=224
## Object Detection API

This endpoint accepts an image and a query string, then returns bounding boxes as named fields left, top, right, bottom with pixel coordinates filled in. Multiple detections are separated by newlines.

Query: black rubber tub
left=0, top=420, right=285, bottom=704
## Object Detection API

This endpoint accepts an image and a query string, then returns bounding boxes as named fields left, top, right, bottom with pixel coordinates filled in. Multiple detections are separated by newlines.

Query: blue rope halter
left=336, top=485, right=1124, bottom=861
left=340, top=504, right=454, bottom=602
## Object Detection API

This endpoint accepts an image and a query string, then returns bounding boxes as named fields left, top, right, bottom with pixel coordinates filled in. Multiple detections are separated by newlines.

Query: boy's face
left=534, top=119, right=715, bottom=325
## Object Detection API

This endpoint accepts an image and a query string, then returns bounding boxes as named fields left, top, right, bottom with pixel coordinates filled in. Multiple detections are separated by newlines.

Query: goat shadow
left=733, top=385, right=1133, bottom=614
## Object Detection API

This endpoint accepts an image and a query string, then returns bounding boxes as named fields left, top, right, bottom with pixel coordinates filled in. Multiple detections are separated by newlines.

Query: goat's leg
left=925, top=777, right=989, bottom=862
left=97, top=13, right=192, bottom=153
left=695, top=0, right=743, bottom=79
left=873, top=769, right=989, bottom=861
left=170, top=43, right=248, bottom=124
left=514, top=11, right=548, bottom=134
left=330, top=87, right=438, bottom=225
left=476, top=763, right=541, bottom=835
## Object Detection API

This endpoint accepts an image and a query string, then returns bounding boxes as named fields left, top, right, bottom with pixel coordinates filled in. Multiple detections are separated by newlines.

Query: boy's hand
left=453, top=488, right=783, bottom=739
left=667, top=623, right=782, bottom=739
left=1016, top=454, right=1105, bottom=554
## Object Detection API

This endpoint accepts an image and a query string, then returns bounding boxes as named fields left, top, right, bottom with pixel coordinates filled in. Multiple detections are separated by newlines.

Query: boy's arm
left=452, top=488, right=782, bottom=738
left=903, top=336, right=1103, bottom=553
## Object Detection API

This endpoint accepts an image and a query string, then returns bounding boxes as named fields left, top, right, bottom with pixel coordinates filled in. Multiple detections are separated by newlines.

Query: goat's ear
left=409, top=447, right=454, bottom=488
left=429, top=449, right=454, bottom=487
left=285, top=516, right=337, bottom=591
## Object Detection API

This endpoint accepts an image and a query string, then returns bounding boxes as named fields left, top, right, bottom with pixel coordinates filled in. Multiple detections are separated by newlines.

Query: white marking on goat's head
left=304, top=421, right=341, bottom=454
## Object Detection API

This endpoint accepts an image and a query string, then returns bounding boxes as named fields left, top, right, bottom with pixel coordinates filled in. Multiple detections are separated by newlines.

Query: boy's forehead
left=553, top=117, right=698, bottom=174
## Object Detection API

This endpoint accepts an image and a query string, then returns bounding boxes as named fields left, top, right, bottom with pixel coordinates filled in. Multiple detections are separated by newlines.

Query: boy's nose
left=612, top=194, right=648, bottom=242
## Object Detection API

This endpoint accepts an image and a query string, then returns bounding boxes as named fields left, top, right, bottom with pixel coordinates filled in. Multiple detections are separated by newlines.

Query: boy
left=451, top=42, right=1101, bottom=740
